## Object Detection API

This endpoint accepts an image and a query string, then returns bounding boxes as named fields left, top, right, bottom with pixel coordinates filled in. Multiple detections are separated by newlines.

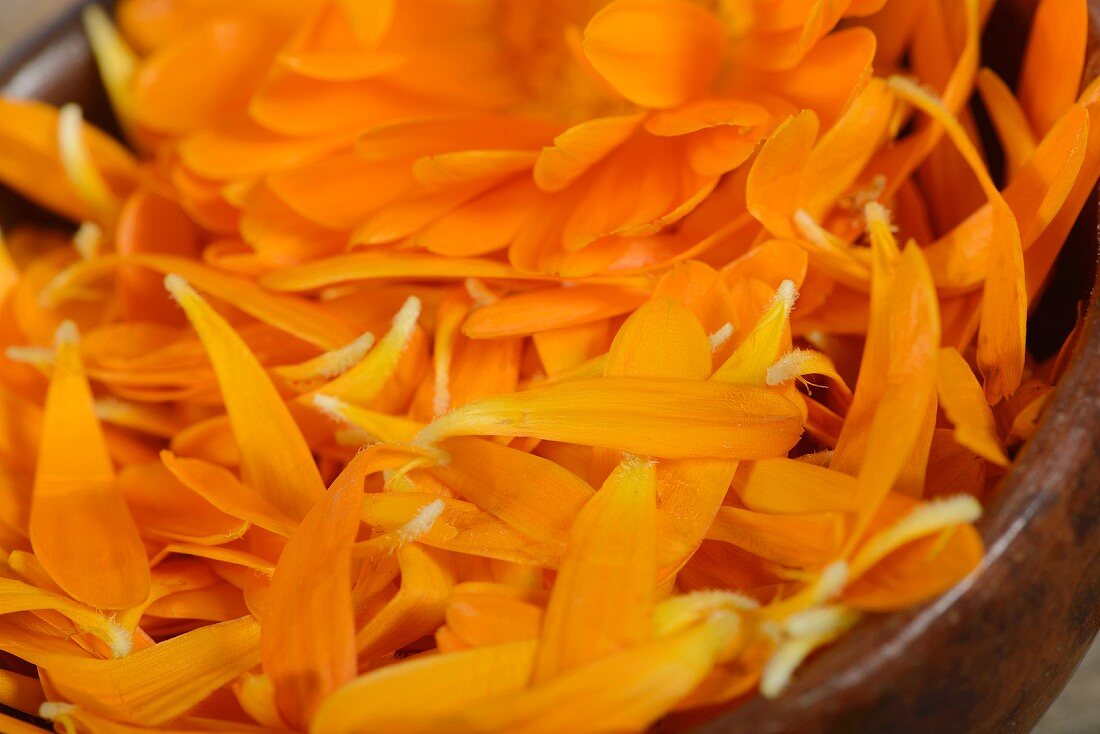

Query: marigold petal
left=262, top=455, right=363, bottom=728
left=583, top=0, right=726, bottom=109
left=533, top=456, right=657, bottom=682
left=29, top=323, right=150, bottom=610
left=165, top=275, right=325, bottom=520
left=415, top=376, right=803, bottom=459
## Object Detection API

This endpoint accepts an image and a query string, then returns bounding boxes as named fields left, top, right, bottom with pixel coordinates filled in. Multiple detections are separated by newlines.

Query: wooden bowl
left=1, top=2, right=1097, bottom=733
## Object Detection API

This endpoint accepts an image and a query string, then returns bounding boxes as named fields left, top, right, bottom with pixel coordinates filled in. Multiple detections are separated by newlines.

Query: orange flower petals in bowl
left=0, top=0, right=1096, bottom=732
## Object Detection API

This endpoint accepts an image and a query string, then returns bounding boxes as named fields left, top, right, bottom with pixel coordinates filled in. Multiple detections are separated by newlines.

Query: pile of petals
left=0, top=0, right=1095, bottom=732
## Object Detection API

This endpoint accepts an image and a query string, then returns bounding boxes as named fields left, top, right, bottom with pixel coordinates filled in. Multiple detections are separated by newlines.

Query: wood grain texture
left=0, top=2, right=1096, bottom=733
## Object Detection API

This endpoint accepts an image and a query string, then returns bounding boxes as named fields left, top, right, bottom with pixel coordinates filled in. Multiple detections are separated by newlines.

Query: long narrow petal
left=40, top=616, right=261, bottom=726
left=312, top=641, right=537, bottom=734
left=262, top=456, right=363, bottom=728
left=29, top=322, right=149, bottom=609
left=160, top=452, right=297, bottom=537
left=936, top=348, right=1009, bottom=465
left=166, top=275, right=325, bottom=520
left=323, top=613, right=737, bottom=734
left=428, top=437, right=593, bottom=545
left=889, top=76, right=1025, bottom=402
left=706, top=507, right=847, bottom=567
left=532, top=456, right=657, bottom=682
left=415, top=376, right=803, bottom=459
left=846, top=244, right=941, bottom=544
left=1017, top=0, right=1088, bottom=136
left=463, top=285, right=649, bottom=339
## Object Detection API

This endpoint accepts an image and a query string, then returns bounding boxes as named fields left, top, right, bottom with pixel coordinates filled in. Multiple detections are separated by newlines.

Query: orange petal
left=0, top=99, right=137, bottom=223
left=41, top=616, right=261, bottom=726
left=463, top=285, right=649, bottom=339
left=936, top=348, right=1009, bottom=466
left=846, top=243, right=941, bottom=543
left=534, top=114, right=644, bottom=192
left=532, top=456, right=657, bottom=682
left=604, top=298, right=712, bottom=379
left=262, top=455, right=363, bottom=728
left=132, top=17, right=279, bottom=135
left=429, top=437, right=594, bottom=546
left=118, top=462, right=250, bottom=545
left=356, top=545, right=455, bottom=658
left=29, top=323, right=150, bottom=609
left=446, top=584, right=545, bottom=646
left=1017, top=0, right=1088, bottom=137
left=706, top=507, right=847, bottom=567
left=312, top=641, right=537, bottom=734
left=262, top=251, right=545, bottom=291
left=415, top=376, right=803, bottom=460
left=532, top=320, right=611, bottom=376
left=0, top=668, right=44, bottom=716
left=326, top=613, right=737, bottom=734
left=975, top=68, right=1037, bottom=179
left=583, top=0, right=726, bottom=109
left=160, top=452, right=297, bottom=537
left=798, top=77, right=894, bottom=219
left=358, top=492, right=559, bottom=566
left=731, top=458, right=858, bottom=514
left=165, top=275, right=325, bottom=520
left=746, top=110, right=819, bottom=238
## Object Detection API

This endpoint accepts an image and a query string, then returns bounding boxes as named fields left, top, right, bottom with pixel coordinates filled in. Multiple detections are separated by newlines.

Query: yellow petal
left=57, top=104, right=122, bottom=221
left=324, top=612, right=737, bottom=734
left=0, top=577, right=130, bottom=657
left=83, top=4, right=139, bottom=131
left=428, top=437, right=593, bottom=545
left=165, top=274, right=325, bottom=520
left=532, top=456, right=657, bottom=682
left=312, top=641, right=537, bottom=734
left=936, top=348, right=1010, bottom=466
left=415, top=376, right=803, bottom=459
left=712, top=280, right=797, bottom=384
left=41, top=616, right=261, bottom=726
left=314, top=296, right=421, bottom=406
left=605, top=298, right=712, bottom=379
